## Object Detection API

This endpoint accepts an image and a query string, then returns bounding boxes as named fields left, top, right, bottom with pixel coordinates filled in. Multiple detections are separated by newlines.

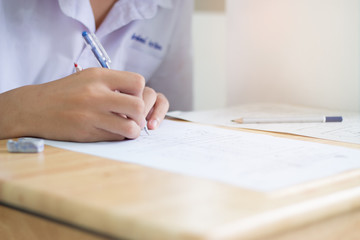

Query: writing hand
left=0, top=68, right=147, bottom=142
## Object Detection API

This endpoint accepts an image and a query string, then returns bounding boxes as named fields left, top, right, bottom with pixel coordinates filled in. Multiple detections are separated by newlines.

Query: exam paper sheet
left=167, top=103, right=360, bottom=144
left=45, top=120, right=360, bottom=192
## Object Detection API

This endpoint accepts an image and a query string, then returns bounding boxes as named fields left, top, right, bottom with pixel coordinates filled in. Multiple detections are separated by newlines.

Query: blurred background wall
left=193, top=0, right=226, bottom=110
left=193, top=0, right=360, bottom=112
left=226, top=0, right=359, bottom=111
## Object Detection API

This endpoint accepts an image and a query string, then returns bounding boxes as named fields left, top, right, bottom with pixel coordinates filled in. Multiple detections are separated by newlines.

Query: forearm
left=0, top=86, right=33, bottom=139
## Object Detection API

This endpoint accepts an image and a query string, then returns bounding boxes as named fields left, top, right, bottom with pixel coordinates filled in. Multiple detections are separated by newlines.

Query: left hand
left=142, top=87, right=169, bottom=130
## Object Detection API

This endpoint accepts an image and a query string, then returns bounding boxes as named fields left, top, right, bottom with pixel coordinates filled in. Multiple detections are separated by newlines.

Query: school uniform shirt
left=0, top=0, right=193, bottom=110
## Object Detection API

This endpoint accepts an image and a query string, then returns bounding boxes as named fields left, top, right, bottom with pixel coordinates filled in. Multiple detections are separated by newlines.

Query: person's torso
left=0, top=0, right=177, bottom=92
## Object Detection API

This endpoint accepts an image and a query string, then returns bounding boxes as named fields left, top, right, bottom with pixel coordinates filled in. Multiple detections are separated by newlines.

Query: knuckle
left=157, top=93, right=167, bottom=103
left=157, top=93, right=170, bottom=109
left=131, top=73, right=145, bottom=90
left=145, top=87, right=156, bottom=97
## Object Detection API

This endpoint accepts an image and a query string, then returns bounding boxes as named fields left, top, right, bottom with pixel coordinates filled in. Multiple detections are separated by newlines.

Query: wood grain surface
left=1, top=129, right=360, bottom=240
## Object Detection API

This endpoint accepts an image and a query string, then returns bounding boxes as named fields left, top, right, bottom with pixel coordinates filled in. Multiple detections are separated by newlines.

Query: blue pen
left=82, top=31, right=111, bottom=68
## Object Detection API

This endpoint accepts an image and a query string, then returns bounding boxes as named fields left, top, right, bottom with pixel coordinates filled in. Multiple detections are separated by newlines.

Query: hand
left=0, top=68, right=147, bottom=142
left=142, top=87, right=170, bottom=130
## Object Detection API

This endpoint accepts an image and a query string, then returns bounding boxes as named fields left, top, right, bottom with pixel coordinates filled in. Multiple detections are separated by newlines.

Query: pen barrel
left=241, top=116, right=326, bottom=124
left=82, top=31, right=111, bottom=69
left=90, top=47, right=108, bottom=68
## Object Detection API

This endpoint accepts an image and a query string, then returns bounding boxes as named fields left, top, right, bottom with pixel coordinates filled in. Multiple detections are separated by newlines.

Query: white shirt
left=0, top=0, right=193, bottom=110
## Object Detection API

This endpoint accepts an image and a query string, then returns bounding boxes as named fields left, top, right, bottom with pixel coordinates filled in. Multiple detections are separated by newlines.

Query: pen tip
left=144, top=126, right=150, bottom=135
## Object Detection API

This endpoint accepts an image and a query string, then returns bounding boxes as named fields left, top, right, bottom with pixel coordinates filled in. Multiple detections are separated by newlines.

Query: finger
left=142, top=87, right=157, bottom=116
left=84, top=128, right=127, bottom=142
left=146, top=93, right=169, bottom=130
left=95, top=112, right=142, bottom=139
left=105, top=92, right=145, bottom=126
left=83, top=68, right=145, bottom=97
left=55, top=129, right=127, bottom=142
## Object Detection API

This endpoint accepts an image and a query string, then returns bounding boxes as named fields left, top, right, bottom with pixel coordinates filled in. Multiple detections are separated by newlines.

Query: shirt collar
left=57, top=0, right=95, bottom=32
left=97, top=0, right=174, bottom=37
left=57, top=0, right=173, bottom=35
left=156, top=0, right=173, bottom=9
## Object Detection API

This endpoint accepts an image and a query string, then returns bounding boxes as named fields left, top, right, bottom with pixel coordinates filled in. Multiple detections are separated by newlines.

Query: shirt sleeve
left=146, top=0, right=194, bottom=111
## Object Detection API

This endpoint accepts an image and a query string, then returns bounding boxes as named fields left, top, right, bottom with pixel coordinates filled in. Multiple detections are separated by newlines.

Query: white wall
left=226, top=0, right=360, bottom=111
left=192, top=12, right=227, bottom=110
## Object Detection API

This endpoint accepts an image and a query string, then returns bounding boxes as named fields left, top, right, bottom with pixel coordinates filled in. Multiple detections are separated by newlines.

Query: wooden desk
left=1, top=129, right=360, bottom=240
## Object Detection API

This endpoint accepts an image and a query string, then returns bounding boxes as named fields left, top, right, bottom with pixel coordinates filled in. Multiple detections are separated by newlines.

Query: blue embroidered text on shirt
left=149, top=41, right=162, bottom=50
left=132, top=33, right=147, bottom=44
left=131, top=33, right=162, bottom=51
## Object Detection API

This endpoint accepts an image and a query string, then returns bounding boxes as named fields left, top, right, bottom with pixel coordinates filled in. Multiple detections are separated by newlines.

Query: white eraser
left=7, top=138, right=44, bottom=153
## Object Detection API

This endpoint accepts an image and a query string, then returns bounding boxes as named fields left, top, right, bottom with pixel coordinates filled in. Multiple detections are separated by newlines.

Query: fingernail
left=149, top=119, right=159, bottom=129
